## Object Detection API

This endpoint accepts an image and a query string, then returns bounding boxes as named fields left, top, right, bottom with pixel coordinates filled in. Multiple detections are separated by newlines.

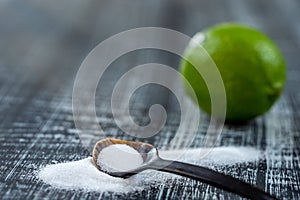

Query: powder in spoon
left=97, top=144, right=144, bottom=172
left=38, top=146, right=263, bottom=193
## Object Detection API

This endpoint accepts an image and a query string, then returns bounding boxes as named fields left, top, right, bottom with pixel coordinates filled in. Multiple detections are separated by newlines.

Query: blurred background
left=0, top=0, right=298, bottom=96
left=0, top=0, right=299, bottom=199
left=1, top=0, right=299, bottom=135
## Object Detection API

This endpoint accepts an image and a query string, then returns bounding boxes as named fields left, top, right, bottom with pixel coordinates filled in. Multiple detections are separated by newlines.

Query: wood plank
left=0, top=0, right=300, bottom=199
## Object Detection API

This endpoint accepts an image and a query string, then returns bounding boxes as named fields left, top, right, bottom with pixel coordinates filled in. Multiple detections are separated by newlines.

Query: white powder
left=97, top=144, right=144, bottom=172
left=38, top=146, right=263, bottom=193
left=38, top=157, right=144, bottom=192
left=160, top=147, right=263, bottom=166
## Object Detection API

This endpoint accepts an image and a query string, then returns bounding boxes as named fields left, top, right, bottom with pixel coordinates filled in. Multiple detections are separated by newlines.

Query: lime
left=180, top=23, right=286, bottom=122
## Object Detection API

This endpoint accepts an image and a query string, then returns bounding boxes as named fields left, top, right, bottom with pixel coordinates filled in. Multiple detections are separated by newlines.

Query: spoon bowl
left=93, top=138, right=278, bottom=200
left=93, top=138, right=159, bottom=176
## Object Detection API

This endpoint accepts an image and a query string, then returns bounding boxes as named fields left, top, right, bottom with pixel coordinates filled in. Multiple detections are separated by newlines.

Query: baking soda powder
left=38, top=146, right=262, bottom=193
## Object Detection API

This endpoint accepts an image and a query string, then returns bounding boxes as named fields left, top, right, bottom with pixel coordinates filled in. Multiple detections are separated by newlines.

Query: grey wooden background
left=0, top=0, right=300, bottom=199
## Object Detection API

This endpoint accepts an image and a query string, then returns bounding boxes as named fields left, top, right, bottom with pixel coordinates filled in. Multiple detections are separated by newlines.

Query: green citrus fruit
left=180, top=23, right=286, bottom=122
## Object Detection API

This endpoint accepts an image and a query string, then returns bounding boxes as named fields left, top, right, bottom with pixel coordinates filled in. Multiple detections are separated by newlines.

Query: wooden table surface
left=0, top=0, right=300, bottom=199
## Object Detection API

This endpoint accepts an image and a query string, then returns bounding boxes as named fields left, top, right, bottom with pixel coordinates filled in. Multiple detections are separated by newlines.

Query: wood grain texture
left=0, top=0, right=300, bottom=199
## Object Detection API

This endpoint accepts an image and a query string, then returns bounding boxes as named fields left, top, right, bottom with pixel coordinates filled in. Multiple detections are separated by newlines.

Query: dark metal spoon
left=93, top=138, right=278, bottom=200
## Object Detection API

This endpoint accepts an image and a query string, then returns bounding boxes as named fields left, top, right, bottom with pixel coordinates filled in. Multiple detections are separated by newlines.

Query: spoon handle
left=151, top=158, right=278, bottom=200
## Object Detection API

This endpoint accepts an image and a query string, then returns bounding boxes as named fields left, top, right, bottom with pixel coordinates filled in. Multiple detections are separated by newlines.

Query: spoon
left=93, top=138, right=278, bottom=200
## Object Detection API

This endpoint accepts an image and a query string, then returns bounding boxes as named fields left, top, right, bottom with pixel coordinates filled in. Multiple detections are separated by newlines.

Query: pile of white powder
left=38, top=146, right=263, bottom=193
left=97, top=144, right=144, bottom=172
